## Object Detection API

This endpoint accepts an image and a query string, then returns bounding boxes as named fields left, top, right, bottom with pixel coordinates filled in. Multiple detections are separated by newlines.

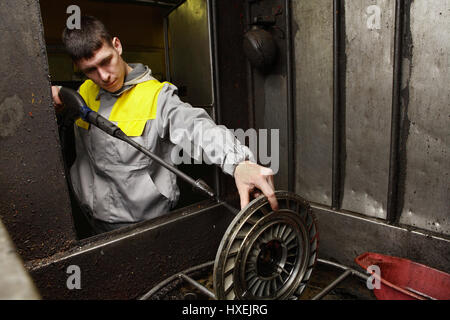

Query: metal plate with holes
left=213, top=191, right=319, bottom=300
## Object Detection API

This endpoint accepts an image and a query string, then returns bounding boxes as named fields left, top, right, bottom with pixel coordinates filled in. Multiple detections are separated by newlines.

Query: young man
left=52, top=16, right=278, bottom=234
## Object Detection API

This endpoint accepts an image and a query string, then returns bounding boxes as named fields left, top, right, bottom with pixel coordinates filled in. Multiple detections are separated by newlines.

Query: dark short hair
left=62, top=16, right=112, bottom=62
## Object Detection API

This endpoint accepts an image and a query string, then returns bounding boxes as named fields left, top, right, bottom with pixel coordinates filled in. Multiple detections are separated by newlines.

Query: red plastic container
left=355, top=252, right=450, bottom=300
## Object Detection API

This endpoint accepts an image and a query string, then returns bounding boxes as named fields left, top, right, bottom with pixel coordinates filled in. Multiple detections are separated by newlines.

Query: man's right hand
left=234, top=161, right=279, bottom=212
left=51, top=85, right=64, bottom=113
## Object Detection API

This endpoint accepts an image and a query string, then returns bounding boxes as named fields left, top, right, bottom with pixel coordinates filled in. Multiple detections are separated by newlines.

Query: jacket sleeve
left=155, top=82, right=255, bottom=176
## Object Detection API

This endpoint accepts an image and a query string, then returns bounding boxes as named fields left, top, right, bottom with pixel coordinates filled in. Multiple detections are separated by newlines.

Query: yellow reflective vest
left=69, top=63, right=254, bottom=224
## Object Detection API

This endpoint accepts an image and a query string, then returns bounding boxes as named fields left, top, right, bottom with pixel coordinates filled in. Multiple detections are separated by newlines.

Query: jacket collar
left=96, top=63, right=154, bottom=100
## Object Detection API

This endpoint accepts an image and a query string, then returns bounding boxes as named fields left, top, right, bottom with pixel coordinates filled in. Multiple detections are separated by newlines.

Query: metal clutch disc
left=213, top=191, right=319, bottom=300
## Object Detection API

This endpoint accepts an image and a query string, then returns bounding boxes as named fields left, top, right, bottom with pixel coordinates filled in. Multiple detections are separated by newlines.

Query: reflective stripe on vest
left=76, top=79, right=166, bottom=137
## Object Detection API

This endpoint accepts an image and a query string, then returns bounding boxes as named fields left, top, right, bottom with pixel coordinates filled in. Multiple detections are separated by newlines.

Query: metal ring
left=213, top=191, right=319, bottom=300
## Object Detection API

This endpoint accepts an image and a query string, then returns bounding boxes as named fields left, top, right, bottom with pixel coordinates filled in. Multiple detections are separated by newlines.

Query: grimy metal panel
left=313, top=205, right=450, bottom=274
left=168, top=0, right=213, bottom=106
left=262, top=74, right=288, bottom=189
left=213, top=0, right=250, bottom=198
left=341, top=0, right=395, bottom=219
left=0, top=0, right=77, bottom=261
left=249, top=0, right=290, bottom=190
left=292, top=0, right=333, bottom=206
left=28, top=200, right=235, bottom=299
left=399, top=0, right=450, bottom=236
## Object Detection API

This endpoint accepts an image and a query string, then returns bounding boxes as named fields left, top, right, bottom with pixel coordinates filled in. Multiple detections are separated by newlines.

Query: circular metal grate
left=213, top=191, right=319, bottom=300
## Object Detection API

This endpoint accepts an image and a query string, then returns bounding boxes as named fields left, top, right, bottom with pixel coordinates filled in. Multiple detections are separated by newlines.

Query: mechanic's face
left=76, top=37, right=128, bottom=93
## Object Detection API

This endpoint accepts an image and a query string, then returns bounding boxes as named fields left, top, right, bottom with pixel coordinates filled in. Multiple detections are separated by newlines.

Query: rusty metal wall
left=0, top=0, right=77, bottom=261
left=292, top=0, right=333, bottom=206
left=398, top=0, right=450, bottom=235
left=167, top=0, right=214, bottom=106
left=340, top=0, right=395, bottom=219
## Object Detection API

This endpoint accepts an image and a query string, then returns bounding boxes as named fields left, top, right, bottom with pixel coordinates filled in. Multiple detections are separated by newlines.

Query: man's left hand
left=234, top=161, right=279, bottom=211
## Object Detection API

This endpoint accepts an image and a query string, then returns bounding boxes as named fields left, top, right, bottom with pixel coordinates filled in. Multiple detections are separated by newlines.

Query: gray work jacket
left=70, top=64, right=254, bottom=223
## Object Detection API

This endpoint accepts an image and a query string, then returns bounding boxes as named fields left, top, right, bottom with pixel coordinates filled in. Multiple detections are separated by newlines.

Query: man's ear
left=112, top=37, right=123, bottom=55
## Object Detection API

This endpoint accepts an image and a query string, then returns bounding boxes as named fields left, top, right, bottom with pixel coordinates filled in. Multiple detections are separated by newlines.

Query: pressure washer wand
left=58, top=87, right=215, bottom=199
